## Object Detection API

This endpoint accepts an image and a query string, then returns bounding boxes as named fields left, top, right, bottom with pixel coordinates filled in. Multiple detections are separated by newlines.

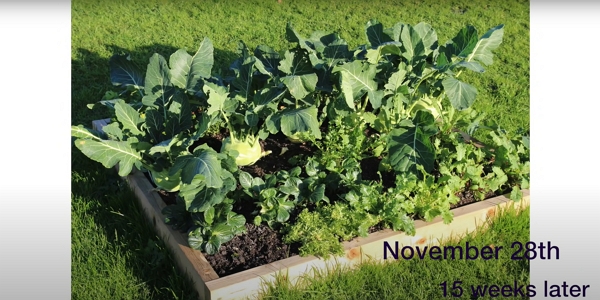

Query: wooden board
left=91, top=118, right=531, bottom=300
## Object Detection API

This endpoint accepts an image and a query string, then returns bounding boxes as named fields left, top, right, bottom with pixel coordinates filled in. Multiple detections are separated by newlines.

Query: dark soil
left=204, top=223, right=298, bottom=276
left=360, top=156, right=396, bottom=188
left=145, top=130, right=504, bottom=278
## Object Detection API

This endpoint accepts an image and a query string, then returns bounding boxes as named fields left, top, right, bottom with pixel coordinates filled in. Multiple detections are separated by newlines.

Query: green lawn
left=71, top=0, right=530, bottom=299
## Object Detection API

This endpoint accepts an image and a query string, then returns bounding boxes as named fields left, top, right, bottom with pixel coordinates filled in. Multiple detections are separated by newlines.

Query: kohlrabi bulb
left=221, top=136, right=265, bottom=166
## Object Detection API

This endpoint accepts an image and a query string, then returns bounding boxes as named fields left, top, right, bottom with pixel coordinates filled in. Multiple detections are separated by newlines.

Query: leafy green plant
left=238, top=166, right=328, bottom=229
left=187, top=199, right=246, bottom=255
left=202, top=80, right=274, bottom=166
left=72, top=39, right=256, bottom=255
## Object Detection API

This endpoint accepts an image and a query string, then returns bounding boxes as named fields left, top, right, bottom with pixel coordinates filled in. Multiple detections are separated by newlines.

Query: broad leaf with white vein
left=387, top=110, right=438, bottom=175
left=332, top=60, right=382, bottom=110
left=72, top=137, right=141, bottom=177
left=171, top=145, right=224, bottom=188
left=109, top=54, right=145, bottom=92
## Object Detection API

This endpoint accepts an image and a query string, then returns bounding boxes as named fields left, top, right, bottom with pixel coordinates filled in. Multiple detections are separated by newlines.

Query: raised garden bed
left=73, top=19, right=530, bottom=300
left=93, top=117, right=529, bottom=299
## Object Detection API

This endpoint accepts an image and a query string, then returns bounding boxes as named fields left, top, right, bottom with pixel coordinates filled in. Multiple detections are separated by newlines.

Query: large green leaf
left=165, top=91, right=192, bottom=138
left=244, top=111, right=259, bottom=127
left=271, top=106, right=321, bottom=139
left=204, top=207, right=215, bottom=225
left=309, top=184, right=326, bottom=203
left=167, top=38, right=214, bottom=94
left=114, top=100, right=143, bottom=136
left=169, top=49, right=193, bottom=89
left=71, top=125, right=105, bottom=141
left=232, top=56, right=256, bottom=102
left=149, top=168, right=182, bottom=192
left=148, top=136, right=179, bottom=155
left=384, top=69, right=408, bottom=93
left=387, top=111, right=437, bottom=174
left=412, top=23, right=438, bottom=55
left=412, top=110, right=439, bottom=135
left=307, top=31, right=336, bottom=53
left=73, top=139, right=141, bottom=177
left=332, top=60, right=379, bottom=110
left=253, top=87, right=285, bottom=113
left=239, top=171, right=253, bottom=189
left=276, top=206, right=291, bottom=223
left=365, top=19, right=394, bottom=48
left=186, top=186, right=227, bottom=213
left=442, top=77, right=478, bottom=110
left=445, top=24, right=504, bottom=67
left=226, top=212, right=246, bottom=229
left=468, top=24, right=504, bottom=66
left=435, top=45, right=452, bottom=70
left=285, top=23, right=325, bottom=71
left=178, top=174, right=206, bottom=202
left=456, top=61, right=484, bottom=73
left=172, top=147, right=223, bottom=188
left=304, top=31, right=352, bottom=92
left=400, top=24, right=426, bottom=62
left=212, top=223, right=236, bottom=240
left=365, top=42, right=402, bottom=64
left=142, top=54, right=174, bottom=116
left=323, top=38, right=351, bottom=65
left=384, top=22, right=403, bottom=42
left=446, top=26, right=479, bottom=58
left=187, top=37, right=214, bottom=92
left=203, top=82, right=232, bottom=116
left=101, top=122, right=123, bottom=141
left=278, top=50, right=318, bottom=100
left=179, top=112, right=211, bottom=150
left=307, top=31, right=351, bottom=68
left=144, top=108, right=165, bottom=142
left=179, top=175, right=235, bottom=214
left=204, top=234, right=222, bottom=255
left=204, top=222, right=241, bottom=254
left=109, top=54, right=145, bottom=92
left=254, top=44, right=280, bottom=75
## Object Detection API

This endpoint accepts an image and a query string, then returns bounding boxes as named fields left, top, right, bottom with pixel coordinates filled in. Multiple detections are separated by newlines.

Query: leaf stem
left=220, top=108, right=236, bottom=140
left=360, top=94, right=369, bottom=113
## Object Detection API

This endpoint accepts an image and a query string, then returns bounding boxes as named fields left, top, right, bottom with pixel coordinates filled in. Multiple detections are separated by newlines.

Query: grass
left=258, top=205, right=530, bottom=300
left=71, top=0, right=530, bottom=299
left=71, top=168, right=198, bottom=299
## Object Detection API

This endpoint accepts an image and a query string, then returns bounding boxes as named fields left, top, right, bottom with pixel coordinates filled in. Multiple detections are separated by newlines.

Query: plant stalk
left=220, top=108, right=236, bottom=140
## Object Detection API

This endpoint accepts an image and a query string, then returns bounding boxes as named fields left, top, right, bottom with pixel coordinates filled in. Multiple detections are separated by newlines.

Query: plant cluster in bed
left=71, top=19, right=530, bottom=266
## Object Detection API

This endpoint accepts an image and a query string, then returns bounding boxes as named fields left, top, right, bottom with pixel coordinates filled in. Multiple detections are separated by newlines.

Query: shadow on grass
left=71, top=44, right=238, bottom=299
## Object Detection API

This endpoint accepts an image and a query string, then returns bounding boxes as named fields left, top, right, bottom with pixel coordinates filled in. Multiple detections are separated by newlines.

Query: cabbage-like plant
left=203, top=80, right=275, bottom=166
